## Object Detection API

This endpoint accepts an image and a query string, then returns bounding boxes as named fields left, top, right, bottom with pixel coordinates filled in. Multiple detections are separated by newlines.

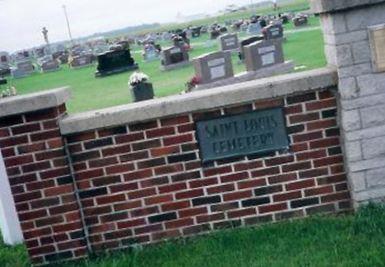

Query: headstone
left=143, top=43, right=160, bottom=62
left=293, top=15, right=308, bottom=27
left=247, top=22, right=262, bottom=35
left=95, top=49, right=138, bottom=77
left=0, top=52, right=10, bottom=68
left=243, top=39, right=284, bottom=72
left=191, top=27, right=201, bottom=38
left=69, top=54, right=93, bottom=68
left=37, top=56, right=60, bottom=73
left=160, top=46, right=190, bottom=71
left=193, top=51, right=234, bottom=84
left=239, top=36, right=264, bottom=60
left=219, top=33, right=239, bottom=52
left=240, top=23, right=248, bottom=32
left=263, top=24, right=284, bottom=40
left=11, top=60, right=34, bottom=78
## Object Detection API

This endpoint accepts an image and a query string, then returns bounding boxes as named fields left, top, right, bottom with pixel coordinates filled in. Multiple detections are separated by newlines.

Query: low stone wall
left=0, top=68, right=352, bottom=265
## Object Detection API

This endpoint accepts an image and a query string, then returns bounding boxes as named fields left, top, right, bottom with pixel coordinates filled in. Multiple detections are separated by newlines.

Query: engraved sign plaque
left=369, top=24, right=385, bottom=73
left=196, top=108, right=289, bottom=162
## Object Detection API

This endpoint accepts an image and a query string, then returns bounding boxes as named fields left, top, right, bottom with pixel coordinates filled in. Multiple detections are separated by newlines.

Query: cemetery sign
left=196, top=108, right=289, bottom=162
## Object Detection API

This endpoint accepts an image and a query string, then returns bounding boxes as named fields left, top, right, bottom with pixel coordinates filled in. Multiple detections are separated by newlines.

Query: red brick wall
left=0, top=105, right=87, bottom=265
left=65, top=88, right=350, bottom=254
left=0, top=88, right=351, bottom=265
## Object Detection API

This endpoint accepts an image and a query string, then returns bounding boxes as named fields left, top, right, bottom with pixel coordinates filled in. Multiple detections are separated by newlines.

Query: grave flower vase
left=130, top=82, right=154, bottom=102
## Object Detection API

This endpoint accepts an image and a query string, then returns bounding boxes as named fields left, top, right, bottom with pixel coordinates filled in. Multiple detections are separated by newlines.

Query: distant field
left=5, top=6, right=324, bottom=114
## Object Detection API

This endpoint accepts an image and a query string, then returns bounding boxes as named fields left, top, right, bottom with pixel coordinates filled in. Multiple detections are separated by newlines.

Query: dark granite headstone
left=239, top=36, right=264, bottom=60
left=293, top=16, right=308, bottom=27
left=219, top=33, right=239, bottom=51
left=160, top=46, right=190, bottom=71
left=263, top=24, right=284, bottom=40
left=95, top=49, right=138, bottom=77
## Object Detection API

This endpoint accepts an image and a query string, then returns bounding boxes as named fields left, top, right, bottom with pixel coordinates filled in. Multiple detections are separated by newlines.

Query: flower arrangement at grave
left=128, top=71, right=154, bottom=102
left=0, top=86, right=17, bottom=98
left=185, top=75, right=201, bottom=92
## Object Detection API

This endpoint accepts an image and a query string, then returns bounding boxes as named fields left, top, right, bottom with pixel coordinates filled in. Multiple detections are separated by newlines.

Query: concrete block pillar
left=311, top=0, right=385, bottom=207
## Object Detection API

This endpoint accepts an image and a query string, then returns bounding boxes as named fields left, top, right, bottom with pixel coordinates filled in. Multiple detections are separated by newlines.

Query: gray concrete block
left=335, top=45, right=353, bottom=67
left=345, top=140, right=363, bottom=162
left=349, top=171, right=367, bottom=192
left=357, top=73, right=385, bottom=96
left=346, top=124, right=385, bottom=142
left=319, top=13, right=347, bottom=34
left=366, top=167, right=385, bottom=188
left=361, top=105, right=385, bottom=128
left=350, top=156, right=385, bottom=172
left=341, top=109, right=362, bottom=131
left=311, top=0, right=385, bottom=15
left=362, top=135, right=385, bottom=159
left=338, top=63, right=373, bottom=78
left=351, top=41, right=371, bottom=64
left=339, top=77, right=359, bottom=99
left=341, top=92, right=385, bottom=110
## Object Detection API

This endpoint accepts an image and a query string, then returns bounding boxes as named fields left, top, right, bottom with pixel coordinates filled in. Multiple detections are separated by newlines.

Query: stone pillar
left=311, top=0, right=385, bottom=207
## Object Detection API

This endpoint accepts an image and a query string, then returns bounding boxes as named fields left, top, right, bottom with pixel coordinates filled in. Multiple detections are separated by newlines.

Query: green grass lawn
left=5, top=17, right=324, bottom=114
left=1, top=204, right=385, bottom=267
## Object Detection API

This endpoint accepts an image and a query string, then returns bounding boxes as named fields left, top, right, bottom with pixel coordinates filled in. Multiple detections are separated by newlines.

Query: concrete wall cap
left=59, top=67, right=337, bottom=135
left=310, top=0, right=385, bottom=14
left=0, top=87, right=71, bottom=117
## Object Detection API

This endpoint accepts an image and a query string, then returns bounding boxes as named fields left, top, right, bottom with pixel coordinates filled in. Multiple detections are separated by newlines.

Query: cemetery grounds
left=5, top=1, right=325, bottom=113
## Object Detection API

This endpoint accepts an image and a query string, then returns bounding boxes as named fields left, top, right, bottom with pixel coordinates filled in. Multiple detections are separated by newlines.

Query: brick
left=299, top=168, right=329, bottom=179
left=290, top=197, right=319, bottom=208
left=192, top=196, right=221, bottom=206
left=100, top=212, right=128, bottom=223
left=207, top=183, right=234, bottom=194
left=30, top=129, right=61, bottom=142
left=89, top=157, right=118, bottom=168
left=19, top=209, right=47, bottom=221
left=192, top=110, right=221, bottom=121
left=255, top=98, right=283, bottom=109
left=273, top=190, right=302, bottom=202
left=168, top=152, right=196, bottom=163
left=159, top=182, right=187, bottom=194
left=154, top=164, right=183, bottom=175
left=132, top=139, right=161, bottom=151
left=97, top=194, right=126, bottom=205
left=306, top=204, right=336, bottom=215
left=285, top=104, right=303, bottom=115
left=71, top=151, right=100, bottom=163
left=287, top=124, right=305, bottom=135
left=22, top=161, right=51, bottom=173
left=26, top=180, right=55, bottom=191
left=234, top=160, right=263, bottom=171
left=25, top=108, right=58, bottom=122
left=268, top=173, right=297, bottom=184
left=1, top=147, right=15, bottom=158
left=237, top=178, right=266, bottom=189
left=115, top=132, right=145, bottom=144
left=307, top=119, right=337, bottom=131
left=211, top=202, right=239, bottom=212
left=0, top=114, right=23, bottom=127
left=92, top=176, right=121, bottom=187
left=161, top=115, right=190, bottom=126
left=189, top=177, right=217, bottom=188
left=292, top=131, right=323, bottom=143
left=11, top=123, right=41, bottom=135
left=228, top=208, right=256, bottom=218
left=151, top=146, right=180, bottom=157
left=306, top=98, right=336, bottom=111
left=84, top=137, right=113, bottom=150
left=175, top=189, right=203, bottom=200
left=149, top=212, right=177, bottom=223
left=197, top=213, right=225, bottom=223
left=291, top=143, right=308, bottom=152
left=321, top=192, right=350, bottom=203
left=145, top=194, right=173, bottom=205
left=251, top=167, right=280, bottom=177
left=178, top=123, right=194, bottom=133
left=305, top=186, right=334, bottom=197
left=76, top=169, right=104, bottom=180
left=127, top=188, right=156, bottom=199
left=47, top=138, right=64, bottom=149
left=296, top=150, right=327, bottom=161
left=146, top=127, right=175, bottom=138
left=140, top=176, right=169, bottom=188
left=213, top=220, right=241, bottom=229
left=4, top=155, right=33, bottom=167
left=321, top=109, right=337, bottom=119
left=35, top=149, right=65, bottom=161
left=287, top=93, right=316, bottom=105
left=120, top=151, right=149, bottom=162
left=166, top=218, right=194, bottom=229
left=275, top=210, right=304, bottom=221
left=241, top=197, right=270, bottom=207
left=171, top=171, right=201, bottom=183
left=220, top=172, right=249, bottom=183
left=224, top=104, right=253, bottom=115
left=259, top=203, right=287, bottom=214
left=117, top=218, right=146, bottom=229
left=115, top=201, right=145, bottom=213
left=254, top=185, right=282, bottom=196
left=203, top=166, right=232, bottom=177
left=129, top=120, right=158, bottom=131
left=40, top=167, right=69, bottom=180
left=265, top=156, right=294, bottom=166
left=9, top=173, right=37, bottom=186
left=98, top=126, right=127, bottom=137
left=282, top=161, right=311, bottom=172
left=224, top=190, right=252, bottom=201
left=286, top=179, right=315, bottom=191
left=102, top=144, right=131, bottom=157
left=163, top=134, right=193, bottom=146
left=161, top=200, right=190, bottom=212
left=317, top=174, right=347, bottom=185
left=313, top=155, right=343, bottom=167
left=45, top=184, right=74, bottom=197
left=79, top=188, right=107, bottom=199
left=289, top=113, right=320, bottom=124
left=181, top=143, right=198, bottom=152
left=0, top=135, right=28, bottom=147
left=105, top=163, right=135, bottom=174
left=110, top=182, right=138, bottom=193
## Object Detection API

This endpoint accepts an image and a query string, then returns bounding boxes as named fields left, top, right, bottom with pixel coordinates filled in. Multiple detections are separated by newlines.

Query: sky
left=0, top=0, right=260, bottom=52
